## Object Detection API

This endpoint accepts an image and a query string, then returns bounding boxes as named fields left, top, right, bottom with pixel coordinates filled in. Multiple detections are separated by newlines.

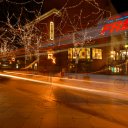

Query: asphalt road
left=0, top=76, right=128, bottom=128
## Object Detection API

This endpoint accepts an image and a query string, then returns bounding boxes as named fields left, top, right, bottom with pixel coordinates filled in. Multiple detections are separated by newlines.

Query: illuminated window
left=68, top=48, right=73, bottom=59
left=50, top=21, right=54, bottom=40
left=120, top=50, right=128, bottom=60
left=111, top=67, right=120, bottom=73
left=79, top=48, right=85, bottom=59
left=115, top=52, right=119, bottom=60
left=72, top=48, right=80, bottom=59
left=110, top=51, right=116, bottom=60
left=92, top=48, right=102, bottom=59
left=68, top=48, right=91, bottom=59
left=86, top=48, right=90, bottom=59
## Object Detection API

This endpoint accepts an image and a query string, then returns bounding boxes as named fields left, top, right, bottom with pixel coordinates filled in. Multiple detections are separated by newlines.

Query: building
left=21, top=0, right=112, bottom=74
left=1, top=0, right=128, bottom=75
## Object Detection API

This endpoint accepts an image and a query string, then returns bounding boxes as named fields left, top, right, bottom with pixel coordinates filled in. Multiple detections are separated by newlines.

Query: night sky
left=0, top=0, right=128, bottom=26
left=0, top=0, right=67, bottom=25
left=111, top=0, right=128, bottom=13
left=0, top=0, right=128, bottom=49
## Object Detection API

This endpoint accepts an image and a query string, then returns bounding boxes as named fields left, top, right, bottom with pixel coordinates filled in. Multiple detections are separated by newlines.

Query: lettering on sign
left=100, top=18, right=128, bottom=35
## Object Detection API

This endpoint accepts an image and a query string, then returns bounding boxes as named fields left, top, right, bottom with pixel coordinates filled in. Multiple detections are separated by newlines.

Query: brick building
left=18, top=0, right=128, bottom=75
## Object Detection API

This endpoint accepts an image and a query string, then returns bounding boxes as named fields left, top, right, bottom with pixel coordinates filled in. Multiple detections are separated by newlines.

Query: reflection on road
left=0, top=76, right=127, bottom=128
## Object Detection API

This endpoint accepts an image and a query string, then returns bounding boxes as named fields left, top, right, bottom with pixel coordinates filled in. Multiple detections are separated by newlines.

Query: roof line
left=25, top=8, right=61, bottom=27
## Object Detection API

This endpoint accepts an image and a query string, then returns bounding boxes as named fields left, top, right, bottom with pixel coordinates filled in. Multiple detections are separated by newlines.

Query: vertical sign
left=50, top=21, right=54, bottom=40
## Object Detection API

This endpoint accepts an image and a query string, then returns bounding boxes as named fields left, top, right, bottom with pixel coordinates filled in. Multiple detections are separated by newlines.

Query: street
left=0, top=0, right=128, bottom=128
left=0, top=76, right=128, bottom=128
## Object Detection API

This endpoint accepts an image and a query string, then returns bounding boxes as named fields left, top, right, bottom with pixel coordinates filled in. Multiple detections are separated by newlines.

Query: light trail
left=60, top=77, right=114, bottom=85
left=3, top=71, right=59, bottom=79
left=0, top=73, right=47, bottom=84
left=0, top=73, right=127, bottom=100
left=4, top=71, right=114, bottom=85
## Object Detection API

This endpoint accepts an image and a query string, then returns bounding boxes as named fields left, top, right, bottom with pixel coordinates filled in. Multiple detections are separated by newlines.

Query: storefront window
left=116, top=52, right=119, bottom=60
left=73, top=48, right=80, bottom=59
left=68, top=48, right=72, bottom=59
left=111, top=67, right=120, bottom=73
left=110, top=51, right=116, bottom=60
left=86, top=48, right=90, bottom=59
left=68, top=48, right=91, bottom=59
left=120, top=50, right=128, bottom=60
left=92, top=48, right=102, bottom=59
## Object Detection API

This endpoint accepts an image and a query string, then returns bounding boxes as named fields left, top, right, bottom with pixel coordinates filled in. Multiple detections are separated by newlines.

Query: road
left=0, top=76, right=128, bottom=128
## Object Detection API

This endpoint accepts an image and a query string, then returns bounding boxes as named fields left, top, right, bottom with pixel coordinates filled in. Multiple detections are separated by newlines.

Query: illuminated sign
left=50, top=21, right=54, bottom=40
left=100, top=18, right=128, bottom=35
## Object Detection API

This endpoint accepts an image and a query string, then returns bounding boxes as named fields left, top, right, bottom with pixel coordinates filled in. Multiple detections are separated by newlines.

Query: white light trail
left=3, top=71, right=114, bottom=85
left=0, top=73, right=127, bottom=100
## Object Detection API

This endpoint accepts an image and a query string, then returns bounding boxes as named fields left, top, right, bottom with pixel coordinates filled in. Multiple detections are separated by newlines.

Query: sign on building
left=50, top=21, right=54, bottom=40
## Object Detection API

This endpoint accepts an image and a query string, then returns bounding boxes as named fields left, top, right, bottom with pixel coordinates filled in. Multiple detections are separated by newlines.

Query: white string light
left=0, top=0, right=111, bottom=61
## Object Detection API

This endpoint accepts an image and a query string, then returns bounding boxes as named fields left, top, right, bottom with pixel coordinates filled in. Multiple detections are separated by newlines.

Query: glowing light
left=110, top=54, right=114, bottom=58
left=3, top=71, right=114, bottom=85
left=0, top=0, right=111, bottom=62
left=11, top=57, right=15, bottom=62
left=100, top=18, right=128, bottom=35
left=125, top=44, right=128, bottom=48
left=47, top=51, right=56, bottom=64
left=16, top=64, right=19, bottom=69
left=52, top=57, right=56, bottom=64
left=110, top=51, right=115, bottom=54
left=50, top=21, right=54, bottom=40
left=48, top=53, right=53, bottom=59
left=68, top=48, right=91, bottom=59
left=0, top=73, right=127, bottom=100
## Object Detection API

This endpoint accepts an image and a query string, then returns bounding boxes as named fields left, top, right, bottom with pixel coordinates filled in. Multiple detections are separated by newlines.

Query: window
left=110, top=51, right=116, bottom=60
left=73, top=48, right=80, bottom=59
left=92, top=48, right=102, bottom=59
left=86, top=48, right=90, bottom=59
left=116, top=52, right=119, bottom=60
left=68, top=48, right=72, bottom=59
left=120, top=50, right=128, bottom=60
left=68, top=48, right=91, bottom=59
